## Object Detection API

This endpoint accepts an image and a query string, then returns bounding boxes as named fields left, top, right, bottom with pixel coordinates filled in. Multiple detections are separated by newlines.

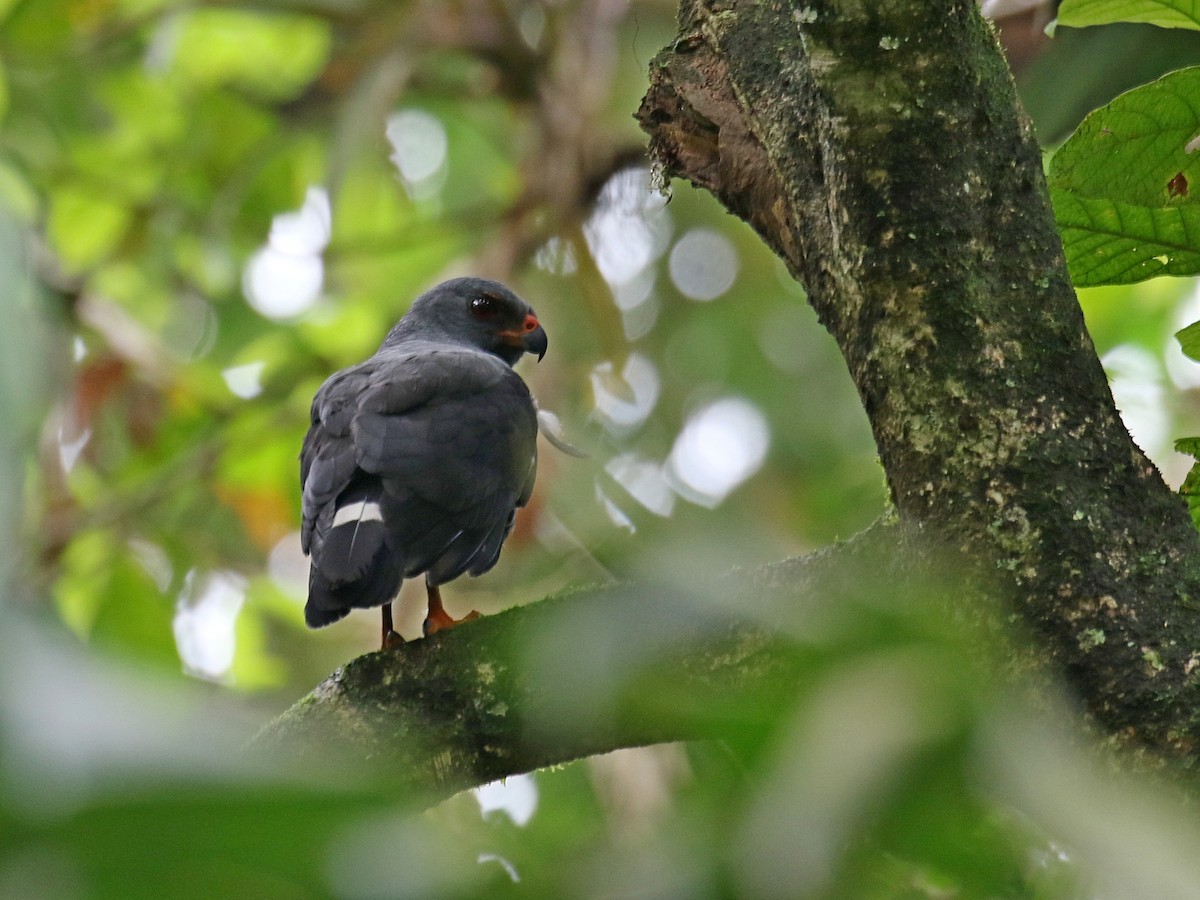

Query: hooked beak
left=523, top=325, right=548, bottom=361
left=502, top=313, right=548, bottom=361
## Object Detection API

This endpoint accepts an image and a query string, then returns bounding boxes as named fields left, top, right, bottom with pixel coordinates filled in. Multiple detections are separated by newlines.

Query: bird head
left=384, top=277, right=548, bottom=366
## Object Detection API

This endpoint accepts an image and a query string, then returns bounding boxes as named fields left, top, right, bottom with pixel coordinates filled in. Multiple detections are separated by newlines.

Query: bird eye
left=471, top=294, right=501, bottom=321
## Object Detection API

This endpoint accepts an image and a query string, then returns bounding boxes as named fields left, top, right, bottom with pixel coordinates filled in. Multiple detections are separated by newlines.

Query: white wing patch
left=332, top=500, right=383, bottom=528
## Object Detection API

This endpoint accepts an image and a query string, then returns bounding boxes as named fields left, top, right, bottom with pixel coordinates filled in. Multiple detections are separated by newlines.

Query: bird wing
left=354, top=347, right=537, bottom=581
left=356, top=349, right=534, bottom=495
left=300, top=344, right=537, bottom=587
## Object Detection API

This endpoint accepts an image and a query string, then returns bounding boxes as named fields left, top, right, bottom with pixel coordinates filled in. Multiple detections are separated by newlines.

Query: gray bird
left=299, top=277, right=547, bottom=648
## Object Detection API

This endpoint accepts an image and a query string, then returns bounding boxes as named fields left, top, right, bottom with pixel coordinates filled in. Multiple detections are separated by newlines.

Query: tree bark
left=637, top=0, right=1200, bottom=754
left=261, top=0, right=1200, bottom=780
left=251, top=530, right=889, bottom=804
left=252, top=588, right=781, bottom=801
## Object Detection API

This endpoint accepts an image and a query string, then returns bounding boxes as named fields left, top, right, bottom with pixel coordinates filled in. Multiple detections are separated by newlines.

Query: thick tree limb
left=252, top=530, right=895, bottom=804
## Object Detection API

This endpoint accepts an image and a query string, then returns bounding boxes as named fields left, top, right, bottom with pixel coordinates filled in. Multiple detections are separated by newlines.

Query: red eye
left=471, top=294, right=501, bottom=321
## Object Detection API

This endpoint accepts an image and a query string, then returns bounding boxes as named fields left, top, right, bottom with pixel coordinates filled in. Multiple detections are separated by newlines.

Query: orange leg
left=423, top=580, right=480, bottom=637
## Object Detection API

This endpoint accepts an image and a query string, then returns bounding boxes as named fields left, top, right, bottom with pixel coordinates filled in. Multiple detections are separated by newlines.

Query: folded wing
left=300, top=346, right=538, bottom=627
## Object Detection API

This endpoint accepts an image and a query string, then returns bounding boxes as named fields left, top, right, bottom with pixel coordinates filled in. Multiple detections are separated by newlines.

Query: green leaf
left=0, top=158, right=39, bottom=220
left=170, top=9, right=331, bottom=101
left=1049, top=66, right=1200, bottom=286
left=1058, top=0, right=1200, bottom=30
left=4, top=783, right=397, bottom=900
left=47, top=183, right=132, bottom=272
left=1176, top=320, right=1200, bottom=360
left=1052, top=190, right=1200, bottom=284
left=0, top=53, right=9, bottom=124
left=1175, top=438, right=1200, bottom=529
left=53, top=529, right=180, bottom=667
left=1174, top=436, right=1200, bottom=458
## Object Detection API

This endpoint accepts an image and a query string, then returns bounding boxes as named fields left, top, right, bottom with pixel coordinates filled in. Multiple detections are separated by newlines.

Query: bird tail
left=304, top=480, right=404, bottom=628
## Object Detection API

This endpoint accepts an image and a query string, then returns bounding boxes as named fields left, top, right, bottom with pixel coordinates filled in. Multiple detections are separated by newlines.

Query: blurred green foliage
left=3, top=0, right=1200, bottom=897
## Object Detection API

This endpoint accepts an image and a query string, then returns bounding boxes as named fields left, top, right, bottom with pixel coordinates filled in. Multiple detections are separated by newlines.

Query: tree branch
left=252, top=528, right=894, bottom=804
left=637, top=0, right=1200, bottom=753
